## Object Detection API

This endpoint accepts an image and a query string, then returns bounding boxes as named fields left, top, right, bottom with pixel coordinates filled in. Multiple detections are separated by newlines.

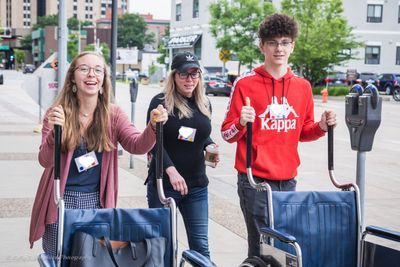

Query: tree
left=209, top=0, right=275, bottom=73
left=117, top=13, right=155, bottom=50
left=281, top=0, right=362, bottom=85
left=67, top=34, right=79, bottom=62
left=20, top=34, right=32, bottom=51
left=32, top=15, right=58, bottom=30
left=14, top=49, right=25, bottom=70
left=157, top=26, right=169, bottom=66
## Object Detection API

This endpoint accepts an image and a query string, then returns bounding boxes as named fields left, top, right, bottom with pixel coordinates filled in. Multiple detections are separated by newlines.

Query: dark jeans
left=147, top=183, right=210, bottom=259
left=237, top=173, right=297, bottom=257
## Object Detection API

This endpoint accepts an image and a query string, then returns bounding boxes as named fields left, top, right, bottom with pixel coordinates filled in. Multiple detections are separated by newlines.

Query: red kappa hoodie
left=221, top=66, right=325, bottom=180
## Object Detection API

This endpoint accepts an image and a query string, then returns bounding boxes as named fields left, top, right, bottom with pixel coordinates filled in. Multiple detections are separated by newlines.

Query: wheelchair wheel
left=239, top=256, right=268, bottom=267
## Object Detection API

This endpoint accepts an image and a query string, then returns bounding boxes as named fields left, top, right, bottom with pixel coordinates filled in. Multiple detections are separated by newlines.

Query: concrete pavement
left=0, top=79, right=247, bottom=267
left=1, top=74, right=399, bottom=267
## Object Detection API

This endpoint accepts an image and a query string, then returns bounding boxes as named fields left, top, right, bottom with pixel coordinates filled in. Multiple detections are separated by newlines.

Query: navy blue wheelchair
left=240, top=122, right=400, bottom=267
left=38, top=124, right=214, bottom=267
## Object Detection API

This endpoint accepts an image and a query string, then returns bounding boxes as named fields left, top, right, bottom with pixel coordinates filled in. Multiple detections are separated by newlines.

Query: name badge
left=74, top=151, right=99, bottom=173
left=178, top=126, right=196, bottom=142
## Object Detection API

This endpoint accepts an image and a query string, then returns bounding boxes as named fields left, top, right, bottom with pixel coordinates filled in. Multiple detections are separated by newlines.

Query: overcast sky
left=129, top=0, right=172, bottom=20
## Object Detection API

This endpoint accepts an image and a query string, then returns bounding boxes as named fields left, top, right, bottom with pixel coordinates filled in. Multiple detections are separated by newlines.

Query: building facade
left=169, top=0, right=400, bottom=75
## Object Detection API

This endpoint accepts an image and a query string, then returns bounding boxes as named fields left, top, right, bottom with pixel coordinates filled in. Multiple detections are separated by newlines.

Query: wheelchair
left=38, top=124, right=214, bottom=267
left=240, top=121, right=400, bottom=267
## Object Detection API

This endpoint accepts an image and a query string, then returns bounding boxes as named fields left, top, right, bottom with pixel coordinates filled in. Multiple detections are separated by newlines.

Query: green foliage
left=281, top=0, right=363, bottom=86
left=209, top=0, right=275, bottom=70
left=148, top=63, right=157, bottom=76
left=157, top=26, right=169, bottom=66
left=117, top=13, right=155, bottom=50
left=33, top=15, right=58, bottom=30
left=313, top=86, right=349, bottom=96
left=67, top=34, right=79, bottom=62
left=14, top=49, right=25, bottom=66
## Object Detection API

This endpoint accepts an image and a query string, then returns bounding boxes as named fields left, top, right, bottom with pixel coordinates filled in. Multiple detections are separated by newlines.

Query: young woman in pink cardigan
left=29, top=51, right=168, bottom=256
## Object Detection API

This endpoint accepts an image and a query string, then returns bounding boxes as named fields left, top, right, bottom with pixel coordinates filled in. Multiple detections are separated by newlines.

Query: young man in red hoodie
left=221, top=13, right=337, bottom=258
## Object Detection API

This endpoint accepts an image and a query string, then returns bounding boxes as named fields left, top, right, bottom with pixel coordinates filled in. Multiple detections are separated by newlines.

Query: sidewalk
left=0, top=81, right=246, bottom=267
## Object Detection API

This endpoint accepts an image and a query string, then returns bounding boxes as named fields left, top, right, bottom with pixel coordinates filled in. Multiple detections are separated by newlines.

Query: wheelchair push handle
left=246, top=122, right=270, bottom=192
left=54, top=125, right=62, bottom=181
left=155, top=122, right=163, bottom=181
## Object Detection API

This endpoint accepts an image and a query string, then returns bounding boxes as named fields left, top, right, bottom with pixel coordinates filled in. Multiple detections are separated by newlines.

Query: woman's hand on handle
left=150, top=104, right=168, bottom=129
left=240, top=97, right=255, bottom=126
left=48, top=105, right=65, bottom=129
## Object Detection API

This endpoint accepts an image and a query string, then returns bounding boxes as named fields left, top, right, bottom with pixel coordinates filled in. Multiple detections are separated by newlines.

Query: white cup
left=205, top=144, right=219, bottom=168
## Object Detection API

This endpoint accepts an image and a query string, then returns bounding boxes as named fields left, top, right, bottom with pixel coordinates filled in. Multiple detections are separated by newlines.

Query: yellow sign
left=219, top=49, right=231, bottom=63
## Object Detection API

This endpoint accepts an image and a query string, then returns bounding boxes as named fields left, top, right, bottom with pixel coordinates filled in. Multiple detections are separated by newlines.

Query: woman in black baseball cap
left=145, top=51, right=219, bottom=263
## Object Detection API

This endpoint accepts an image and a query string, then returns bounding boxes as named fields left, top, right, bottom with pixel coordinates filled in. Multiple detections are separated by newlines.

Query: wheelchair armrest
left=364, top=225, right=400, bottom=243
left=38, top=253, right=56, bottom=267
left=259, top=227, right=297, bottom=244
left=181, top=249, right=215, bottom=267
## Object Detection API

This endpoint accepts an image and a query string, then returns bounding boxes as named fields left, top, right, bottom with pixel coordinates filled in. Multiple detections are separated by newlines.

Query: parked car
left=355, top=72, right=379, bottom=88
left=317, top=71, right=348, bottom=87
left=393, top=87, right=400, bottom=102
left=377, top=73, right=400, bottom=95
left=204, top=76, right=232, bottom=96
left=23, top=64, right=35, bottom=74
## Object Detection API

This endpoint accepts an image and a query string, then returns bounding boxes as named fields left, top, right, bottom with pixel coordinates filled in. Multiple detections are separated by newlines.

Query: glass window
left=176, top=3, right=181, bottom=21
left=193, top=0, right=199, bottom=18
left=194, top=36, right=202, bottom=60
left=396, top=47, right=400, bottom=65
left=367, top=4, right=382, bottom=23
left=365, top=46, right=380, bottom=64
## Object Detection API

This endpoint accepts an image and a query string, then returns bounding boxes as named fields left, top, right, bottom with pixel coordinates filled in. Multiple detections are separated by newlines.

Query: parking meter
left=345, top=84, right=382, bottom=152
left=345, top=83, right=382, bottom=227
left=129, top=79, right=139, bottom=169
left=129, top=79, right=138, bottom=103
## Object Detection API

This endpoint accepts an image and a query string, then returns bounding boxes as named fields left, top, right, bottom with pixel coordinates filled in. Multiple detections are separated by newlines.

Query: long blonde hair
left=53, top=51, right=115, bottom=152
left=164, top=70, right=211, bottom=119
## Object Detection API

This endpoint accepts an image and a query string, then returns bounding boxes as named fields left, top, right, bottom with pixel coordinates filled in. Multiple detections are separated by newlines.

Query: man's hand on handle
left=240, top=97, right=255, bottom=127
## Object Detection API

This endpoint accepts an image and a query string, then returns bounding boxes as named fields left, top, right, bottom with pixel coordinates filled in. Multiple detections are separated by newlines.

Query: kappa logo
left=258, top=97, right=299, bottom=132
left=185, top=54, right=195, bottom=61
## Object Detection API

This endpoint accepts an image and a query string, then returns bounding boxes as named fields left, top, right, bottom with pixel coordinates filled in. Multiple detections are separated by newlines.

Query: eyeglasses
left=265, top=40, right=293, bottom=48
left=178, top=71, right=201, bottom=79
left=75, top=64, right=104, bottom=76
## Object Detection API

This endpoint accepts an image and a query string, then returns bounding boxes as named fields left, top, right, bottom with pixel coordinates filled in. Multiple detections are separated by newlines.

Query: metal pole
left=110, top=0, right=118, bottom=97
left=57, top=0, right=68, bottom=91
left=129, top=102, right=136, bottom=169
left=356, top=151, right=366, bottom=228
left=78, top=21, right=81, bottom=54
left=38, top=76, right=42, bottom=123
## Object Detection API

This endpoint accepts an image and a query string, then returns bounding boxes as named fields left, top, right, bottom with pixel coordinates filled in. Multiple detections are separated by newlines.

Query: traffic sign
left=219, top=49, right=231, bottom=63
left=50, top=58, right=58, bottom=71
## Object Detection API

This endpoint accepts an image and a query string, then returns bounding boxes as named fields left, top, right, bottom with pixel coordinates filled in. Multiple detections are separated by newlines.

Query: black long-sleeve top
left=146, top=93, right=214, bottom=189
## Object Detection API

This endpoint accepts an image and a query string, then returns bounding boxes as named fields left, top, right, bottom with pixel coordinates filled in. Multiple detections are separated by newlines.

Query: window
left=396, top=47, right=400, bottom=65
left=194, top=36, right=202, bottom=59
left=193, top=0, right=199, bottom=18
left=365, top=46, right=380, bottom=64
left=176, top=3, right=182, bottom=21
left=367, top=4, right=382, bottom=23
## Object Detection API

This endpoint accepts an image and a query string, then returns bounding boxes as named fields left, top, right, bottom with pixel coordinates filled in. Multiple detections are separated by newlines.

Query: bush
left=312, top=86, right=349, bottom=96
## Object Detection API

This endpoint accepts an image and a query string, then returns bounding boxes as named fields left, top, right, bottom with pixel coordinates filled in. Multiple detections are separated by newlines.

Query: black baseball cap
left=171, top=51, right=200, bottom=73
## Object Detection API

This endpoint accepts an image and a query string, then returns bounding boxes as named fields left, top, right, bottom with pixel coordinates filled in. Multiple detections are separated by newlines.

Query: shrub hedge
left=312, top=86, right=349, bottom=96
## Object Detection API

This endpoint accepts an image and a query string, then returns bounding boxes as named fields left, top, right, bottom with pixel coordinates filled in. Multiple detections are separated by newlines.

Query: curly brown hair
left=258, top=13, right=299, bottom=42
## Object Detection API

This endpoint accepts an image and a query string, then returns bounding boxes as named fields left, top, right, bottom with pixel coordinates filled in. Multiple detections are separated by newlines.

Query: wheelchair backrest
left=62, top=207, right=172, bottom=267
left=271, top=190, right=359, bottom=267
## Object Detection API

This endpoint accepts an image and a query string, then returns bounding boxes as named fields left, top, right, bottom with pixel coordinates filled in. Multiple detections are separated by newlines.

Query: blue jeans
left=147, top=183, right=210, bottom=259
left=237, top=173, right=297, bottom=257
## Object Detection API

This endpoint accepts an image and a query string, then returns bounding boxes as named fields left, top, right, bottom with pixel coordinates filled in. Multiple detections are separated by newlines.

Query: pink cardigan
left=29, top=104, right=156, bottom=248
